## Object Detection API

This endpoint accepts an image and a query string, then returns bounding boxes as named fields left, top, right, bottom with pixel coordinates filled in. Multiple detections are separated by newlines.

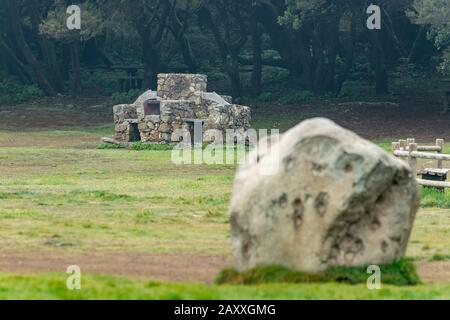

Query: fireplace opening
left=144, top=100, right=161, bottom=116
left=129, top=123, right=141, bottom=142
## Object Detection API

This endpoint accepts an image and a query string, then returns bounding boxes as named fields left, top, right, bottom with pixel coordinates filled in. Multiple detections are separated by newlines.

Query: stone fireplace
left=113, top=73, right=251, bottom=144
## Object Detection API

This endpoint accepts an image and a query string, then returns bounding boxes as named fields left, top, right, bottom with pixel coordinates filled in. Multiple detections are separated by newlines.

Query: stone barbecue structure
left=113, top=73, right=251, bottom=144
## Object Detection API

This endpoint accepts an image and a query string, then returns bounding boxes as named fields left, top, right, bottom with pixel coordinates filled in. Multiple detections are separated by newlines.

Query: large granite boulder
left=230, top=118, right=419, bottom=272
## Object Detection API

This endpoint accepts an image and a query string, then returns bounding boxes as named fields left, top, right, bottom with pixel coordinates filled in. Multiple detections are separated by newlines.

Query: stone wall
left=113, top=104, right=139, bottom=142
left=205, top=103, right=251, bottom=130
left=157, top=73, right=207, bottom=105
left=137, top=100, right=196, bottom=143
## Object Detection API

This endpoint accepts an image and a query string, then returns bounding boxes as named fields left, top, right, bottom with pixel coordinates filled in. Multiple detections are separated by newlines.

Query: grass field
left=1, top=273, right=449, bottom=300
left=0, top=117, right=450, bottom=299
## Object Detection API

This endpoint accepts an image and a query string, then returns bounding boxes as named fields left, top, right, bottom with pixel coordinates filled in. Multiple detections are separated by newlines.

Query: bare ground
left=0, top=251, right=448, bottom=284
left=0, top=251, right=232, bottom=283
left=1, top=94, right=450, bottom=142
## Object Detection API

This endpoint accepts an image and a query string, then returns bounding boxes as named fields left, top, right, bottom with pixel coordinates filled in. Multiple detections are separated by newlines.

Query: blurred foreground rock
left=230, top=118, right=419, bottom=272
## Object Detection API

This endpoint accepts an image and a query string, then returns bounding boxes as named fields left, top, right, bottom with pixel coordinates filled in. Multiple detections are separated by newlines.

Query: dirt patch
left=0, top=251, right=448, bottom=284
left=0, top=251, right=233, bottom=283
left=254, top=95, right=450, bottom=141
left=417, top=261, right=450, bottom=284
left=2, top=93, right=450, bottom=142
left=0, top=132, right=103, bottom=148
left=0, top=95, right=112, bottom=131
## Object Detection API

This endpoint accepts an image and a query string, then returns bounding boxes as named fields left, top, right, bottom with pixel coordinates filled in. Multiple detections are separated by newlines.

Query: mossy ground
left=216, top=259, right=420, bottom=286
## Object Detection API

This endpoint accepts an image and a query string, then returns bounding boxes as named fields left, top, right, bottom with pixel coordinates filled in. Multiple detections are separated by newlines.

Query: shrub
left=257, top=91, right=278, bottom=102
left=431, top=253, right=450, bottom=261
left=0, top=76, right=44, bottom=105
left=129, top=142, right=175, bottom=151
left=97, top=143, right=125, bottom=150
left=109, top=89, right=142, bottom=105
left=81, top=69, right=118, bottom=95
left=277, top=90, right=314, bottom=104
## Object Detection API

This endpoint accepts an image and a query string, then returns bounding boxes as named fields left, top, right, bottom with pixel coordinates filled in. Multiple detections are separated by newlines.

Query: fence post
left=406, top=138, right=417, bottom=151
left=408, top=143, right=418, bottom=174
left=392, top=142, right=400, bottom=155
left=399, top=140, right=407, bottom=151
left=436, top=139, right=444, bottom=169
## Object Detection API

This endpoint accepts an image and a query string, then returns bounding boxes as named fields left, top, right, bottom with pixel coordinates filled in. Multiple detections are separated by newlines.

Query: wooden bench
left=420, top=168, right=450, bottom=191
left=112, top=65, right=144, bottom=92
left=115, top=76, right=144, bottom=92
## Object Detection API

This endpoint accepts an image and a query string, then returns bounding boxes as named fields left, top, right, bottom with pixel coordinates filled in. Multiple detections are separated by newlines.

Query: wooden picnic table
left=112, top=65, right=144, bottom=92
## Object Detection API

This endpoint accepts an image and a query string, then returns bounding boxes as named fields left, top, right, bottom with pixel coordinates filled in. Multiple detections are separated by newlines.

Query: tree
left=27, top=0, right=64, bottom=92
left=40, top=2, right=105, bottom=92
left=199, top=0, right=250, bottom=98
left=278, top=0, right=359, bottom=95
left=408, top=0, right=450, bottom=74
left=5, top=0, right=56, bottom=95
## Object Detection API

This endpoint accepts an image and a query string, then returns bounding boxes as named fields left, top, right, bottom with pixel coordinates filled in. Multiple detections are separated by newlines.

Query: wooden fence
left=392, top=139, right=450, bottom=188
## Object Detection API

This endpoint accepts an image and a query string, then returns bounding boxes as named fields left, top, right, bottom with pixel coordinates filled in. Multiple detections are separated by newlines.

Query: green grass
left=216, top=259, right=420, bottom=286
left=0, top=144, right=234, bottom=254
left=430, top=253, right=450, bottom=261
left=129, top=142, right=176, bottom=151
left=0, top=126, right=449, bottom=299
left=0, top=273, right=448, bottom=300
left=421, top=188, right=450, bottom=208
left=0, top=136, right=449, bottom=257
left=97, top=143, right=125, bottom=150
left=0, top=135, right=450, bottom=259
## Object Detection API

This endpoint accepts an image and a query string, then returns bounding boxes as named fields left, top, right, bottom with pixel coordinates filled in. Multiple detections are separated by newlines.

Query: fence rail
left=416, top=179, right=450, bottom=188
left=393, top=150, right=450, bottom=161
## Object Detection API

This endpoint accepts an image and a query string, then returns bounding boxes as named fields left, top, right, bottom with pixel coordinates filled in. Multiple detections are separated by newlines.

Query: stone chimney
left=157, top=73, right=207, bottom=105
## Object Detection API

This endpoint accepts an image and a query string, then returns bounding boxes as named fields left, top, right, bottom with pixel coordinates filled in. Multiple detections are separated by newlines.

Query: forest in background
left=1, top=0, right=450, bottom=105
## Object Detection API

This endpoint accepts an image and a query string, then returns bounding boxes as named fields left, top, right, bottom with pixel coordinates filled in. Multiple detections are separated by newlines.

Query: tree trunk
left=375, top=56, right=388, bottom=95
left=408, top=26, right=427, bottom=64
left=227, top=58, right=242, bottom=98
left=141, top=30, right=163, bottom=89
left=312, top=23, right=326, bottom=95
left=7, top=0, right=55, bottom=95
left=163, top=0, right=198, bottom=72
left=0, top=34, right=31, bottom=84
left=250, top=8, right=262, bottom=96
left=94, top=39, right=113, bottom=68
left=199, top=6, right=244, bottom=98
left=323, top=16, right=340, bottom=93
left=335, top=11, right=357, bottom=94
left=371, top=31, right=389, bottom=95
left=68, top=42, right=81, bottom=92
left=256, top=3, right=300, bottom=74
left=28, top=0, right=63, bottom=92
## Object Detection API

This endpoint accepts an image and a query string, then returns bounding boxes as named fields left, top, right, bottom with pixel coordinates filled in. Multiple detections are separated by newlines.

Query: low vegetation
left=216, top=259, right=420, bottom=286
left=0, top=273, right=448, bottom=300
